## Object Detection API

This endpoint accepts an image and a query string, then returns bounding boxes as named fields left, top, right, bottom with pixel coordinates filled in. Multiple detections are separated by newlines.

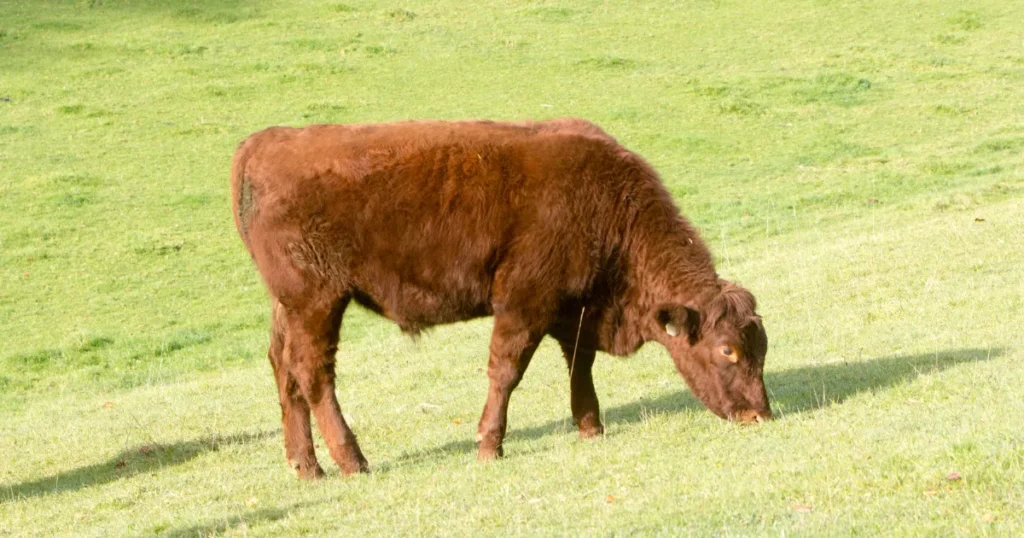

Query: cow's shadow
left=381, top=347, right=1004, bottom=470
left=0, top=431, right=274, bottom=504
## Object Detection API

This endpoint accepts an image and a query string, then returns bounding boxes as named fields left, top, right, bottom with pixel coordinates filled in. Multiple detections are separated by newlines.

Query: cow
left=231, top=118, right=771, bottom=478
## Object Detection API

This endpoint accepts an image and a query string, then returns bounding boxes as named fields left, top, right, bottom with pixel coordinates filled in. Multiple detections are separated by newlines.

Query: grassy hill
left=1, top=0, right=1021, bottom=535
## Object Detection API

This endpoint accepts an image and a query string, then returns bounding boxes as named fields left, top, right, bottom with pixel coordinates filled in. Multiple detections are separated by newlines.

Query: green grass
left=1, top=0, right=1022, bottom=535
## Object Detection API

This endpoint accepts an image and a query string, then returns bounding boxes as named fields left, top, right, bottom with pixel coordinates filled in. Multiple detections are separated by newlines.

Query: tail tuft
left=231, top=135, right=260, bottom=250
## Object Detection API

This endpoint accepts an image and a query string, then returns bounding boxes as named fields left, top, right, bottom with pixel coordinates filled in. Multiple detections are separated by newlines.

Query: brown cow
left=231, top=118, right=770, bottom=478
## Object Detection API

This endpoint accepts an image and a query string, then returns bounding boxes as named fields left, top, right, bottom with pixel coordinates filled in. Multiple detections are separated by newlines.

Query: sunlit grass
left=1, top=0, right=1022, bottom=535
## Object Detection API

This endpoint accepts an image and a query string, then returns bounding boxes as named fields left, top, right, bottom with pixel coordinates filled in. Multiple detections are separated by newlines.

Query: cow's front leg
left=476, top=314, right=543, bottom=461
left=558, top=341, right=604, bottom=438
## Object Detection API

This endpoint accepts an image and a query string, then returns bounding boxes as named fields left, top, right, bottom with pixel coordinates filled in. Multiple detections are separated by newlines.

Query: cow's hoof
left=578, top=424, right=604, bottom=439
left=477, top=445, right=503, bottom=461
left=293, top=462, right=326, bottom=480
left=340, top=458, right=371, bottom=476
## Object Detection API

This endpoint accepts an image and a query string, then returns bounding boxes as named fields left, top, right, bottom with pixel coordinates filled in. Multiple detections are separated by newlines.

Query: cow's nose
left=734, top=409, right=773, bottom=424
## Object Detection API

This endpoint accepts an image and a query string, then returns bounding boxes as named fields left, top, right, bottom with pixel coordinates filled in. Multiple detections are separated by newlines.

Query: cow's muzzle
left=732, top=409, right=773, bottom=424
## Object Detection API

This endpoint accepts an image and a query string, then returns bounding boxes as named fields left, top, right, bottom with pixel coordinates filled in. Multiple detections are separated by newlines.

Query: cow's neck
left=595, top=193, right=721, bottom=355
left=634, top=207, right=720, bottom=311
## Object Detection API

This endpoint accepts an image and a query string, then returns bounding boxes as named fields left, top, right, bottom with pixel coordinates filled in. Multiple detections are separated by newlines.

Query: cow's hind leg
left=282, top=297, right=369, bottom=475
left=476, top=313, right=544, bottom=461
left=557, top=340, right=604, bottom=438
left=269, top=299, right=324, bottom=479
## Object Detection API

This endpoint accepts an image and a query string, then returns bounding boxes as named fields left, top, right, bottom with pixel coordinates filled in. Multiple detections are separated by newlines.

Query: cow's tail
left=231, top=133, right=260, bottom=255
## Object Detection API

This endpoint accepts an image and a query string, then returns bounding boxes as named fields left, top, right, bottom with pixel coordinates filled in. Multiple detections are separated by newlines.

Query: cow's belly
left=351, top=263, right=494, bottom=334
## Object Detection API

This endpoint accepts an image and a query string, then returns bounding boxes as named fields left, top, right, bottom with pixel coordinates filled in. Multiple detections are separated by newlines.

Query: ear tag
left=665, top=323, right=680, bottom=337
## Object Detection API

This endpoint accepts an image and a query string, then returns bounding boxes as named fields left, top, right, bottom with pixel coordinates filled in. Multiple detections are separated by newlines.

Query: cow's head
left=655, top=281, right=771, bottom=423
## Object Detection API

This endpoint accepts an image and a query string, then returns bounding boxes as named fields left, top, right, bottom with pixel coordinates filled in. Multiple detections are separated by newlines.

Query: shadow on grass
left=159, top=502, right=306, bottom=538
left=0, top=431, right=275, bottom=504
left=381, top=347, right=1003, bottom=470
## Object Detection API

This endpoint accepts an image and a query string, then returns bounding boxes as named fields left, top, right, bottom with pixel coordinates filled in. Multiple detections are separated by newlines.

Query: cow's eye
left=720, top=346, right=738, bottom=363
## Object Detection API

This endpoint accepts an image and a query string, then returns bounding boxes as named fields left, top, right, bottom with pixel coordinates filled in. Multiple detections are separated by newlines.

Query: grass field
left=2, top=0, right=1023, bottom=535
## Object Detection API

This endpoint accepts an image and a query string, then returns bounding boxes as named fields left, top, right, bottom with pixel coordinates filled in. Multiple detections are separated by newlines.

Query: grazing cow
left=231, top=118, right=771, bottom=478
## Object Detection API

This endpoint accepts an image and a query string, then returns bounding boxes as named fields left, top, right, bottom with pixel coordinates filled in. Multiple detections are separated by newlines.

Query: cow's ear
left=656, top=304, right=700, bottom=343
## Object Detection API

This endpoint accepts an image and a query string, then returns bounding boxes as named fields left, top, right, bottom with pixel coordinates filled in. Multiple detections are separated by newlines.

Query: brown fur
left=231, top=118, right=771, bottom=477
